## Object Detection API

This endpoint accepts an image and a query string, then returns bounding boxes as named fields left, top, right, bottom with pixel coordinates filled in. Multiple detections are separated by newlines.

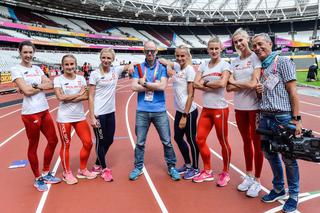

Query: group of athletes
left=11, top=27, right=301, bottom=213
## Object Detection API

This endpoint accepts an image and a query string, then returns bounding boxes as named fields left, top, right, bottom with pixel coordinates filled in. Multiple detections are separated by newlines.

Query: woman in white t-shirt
left=227, top=28, right=263, bottom=197
left=193, top=36, right=232, bottom=186
left=11, top=41, right=61, bottom=192
left=89, top=48, right=133, bottom=182
left=54, top=55, right=97, bottom=185
left=159, top=45, right=199, bottom=180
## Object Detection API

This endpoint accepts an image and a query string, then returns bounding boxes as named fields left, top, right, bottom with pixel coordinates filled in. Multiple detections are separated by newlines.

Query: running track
left=0, top=78, right=319, bottom=213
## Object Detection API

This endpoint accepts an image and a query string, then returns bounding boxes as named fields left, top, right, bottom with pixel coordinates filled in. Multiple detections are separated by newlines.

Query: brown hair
left=18, top=41, right=35, bottom=52
left=61, top=54, right=77, bottom=67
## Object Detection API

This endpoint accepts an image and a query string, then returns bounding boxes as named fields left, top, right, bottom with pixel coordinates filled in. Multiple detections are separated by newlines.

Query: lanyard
left=144, top=62, right=159, bottom=82
left=261, top=56, right=278, bottom=79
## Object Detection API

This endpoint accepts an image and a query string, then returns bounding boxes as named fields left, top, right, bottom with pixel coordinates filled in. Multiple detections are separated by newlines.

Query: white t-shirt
left=172, top=63, right=197, bottom=113
left=200, top=60, right=231, bottom=109
left=231, top=53, right=261, bottom=110
left=89, top=66, right=124, bottom=116
left=11, top=64, right=49, bottom=115
left=54, top=75, right=87, bottom=123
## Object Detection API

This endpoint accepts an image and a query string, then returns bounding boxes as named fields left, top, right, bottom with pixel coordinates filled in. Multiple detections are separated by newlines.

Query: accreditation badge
left=264, top=74, right=279, bottom=90
left=144, top=91, right=154, bottom=102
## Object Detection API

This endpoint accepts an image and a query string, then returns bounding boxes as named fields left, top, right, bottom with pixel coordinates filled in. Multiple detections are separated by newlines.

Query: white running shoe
left=246, top=181, right=262, bottom=198
left=237, top=175, right=255, bottom=192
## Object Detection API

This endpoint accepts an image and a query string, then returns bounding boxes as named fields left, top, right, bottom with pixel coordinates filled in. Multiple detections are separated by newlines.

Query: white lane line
left=36, top=111, right=88, bottom=213
left=300, top=111, right=320, bottom=119
left=300, top=101, right=320, bottom=107
left=0, top=106, right=59, bottom=148
left=36, top=83, right=132, bottom=212
left=0, top=95, right=56, bottom=110
left=264, top=193, right=320, bottom=213
left=126, top=92, right=168, bottom=213
left=226, top=100, right=320, bottom=119
left=0, top=108, right=21, bottom=119
left=116, top=84, right=131, bottom=91
left=117, top=90, right=133, bottom=94
left=225, top=101, right=320, bottom=136
left=192, top=103, right=287, bottom=205
left=0, top=96, right=58, bottom=119
left=194, top=103, right=320, bottom=212
left=0, top=84, right=131, bottom=149
left=117, top=78, right=131, bottom=87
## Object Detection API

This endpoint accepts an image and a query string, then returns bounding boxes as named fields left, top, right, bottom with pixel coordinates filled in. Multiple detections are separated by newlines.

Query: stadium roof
left=4, top=0, right=320, bottom=25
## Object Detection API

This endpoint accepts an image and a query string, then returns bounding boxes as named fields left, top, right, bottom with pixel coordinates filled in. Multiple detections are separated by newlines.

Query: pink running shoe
left=76, top=168, right=97, bottom=180
left=192, top=170, right=214, bottom=183
left=217, top=172, right=230, bottom=187
left=62, top=171, right=78, bottom=185
left=101, top=168, right=113, bottom=182
left=91, top=165, right=102, bottom=175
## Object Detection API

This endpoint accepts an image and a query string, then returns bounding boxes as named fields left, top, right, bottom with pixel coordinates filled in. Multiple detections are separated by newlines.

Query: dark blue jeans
left=259, top=112, right=299, bottom=199
left=134, top=111, right=177, bottom=170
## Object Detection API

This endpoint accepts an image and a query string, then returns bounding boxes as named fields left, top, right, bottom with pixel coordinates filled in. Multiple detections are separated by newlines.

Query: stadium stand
left=0, top=5, right=10, bottom=19
left=118, top=27, right=149, bottom=41
left=85, top=19, right=113, bottom=33
left=180, top=35, right=206, bottom=48
left=68, top=18, right=97, bottom=33
left=0, top=50, right=146, bottom=72
left=44, top=14, right=85, bottom=32
left=295, top=31, right=313, bottom=43
left=14, top=8, right=61, bottom=28
left=0, top=28, right=30, bottom=39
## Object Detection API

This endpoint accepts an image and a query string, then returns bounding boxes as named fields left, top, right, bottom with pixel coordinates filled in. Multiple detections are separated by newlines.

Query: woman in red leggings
left=227, top=28, right=263, bottom=197
left=193, top=36, right=232, bottom=186
left=11, top=41, right=61, bottom=192
left=54, top=55, right=97, bottom=184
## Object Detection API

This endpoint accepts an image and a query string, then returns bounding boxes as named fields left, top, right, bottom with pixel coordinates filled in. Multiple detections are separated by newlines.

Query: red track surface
left=0, top=78, right=319, bottom=213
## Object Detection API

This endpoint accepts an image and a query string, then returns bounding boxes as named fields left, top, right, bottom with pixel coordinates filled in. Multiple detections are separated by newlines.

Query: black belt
left=261, top=111, right=291, bottom=115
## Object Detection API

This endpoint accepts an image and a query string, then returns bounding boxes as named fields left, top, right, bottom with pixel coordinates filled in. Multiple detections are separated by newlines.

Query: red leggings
left=196, top=108, right=231, bottom=172
left=235, top=110, right=263, bottom=178
left=57, top=120, right=92, bottom=172
left=21, top=110, right=58, bottom=178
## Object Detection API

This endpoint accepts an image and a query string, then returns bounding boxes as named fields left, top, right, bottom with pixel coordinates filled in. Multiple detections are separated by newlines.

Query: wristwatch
left=182, top=113, right=189, bottom=118
left=31, top=83, right=39, bottom=89
left=143, top=82, right=147, bottom=88
left=203, top=80, right=209, bottom=87
left=292, top=115, right=301, bottom=121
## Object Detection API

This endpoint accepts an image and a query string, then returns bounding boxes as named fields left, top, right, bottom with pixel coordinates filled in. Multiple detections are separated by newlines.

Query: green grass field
left=296, top=71, right=320, bottom=87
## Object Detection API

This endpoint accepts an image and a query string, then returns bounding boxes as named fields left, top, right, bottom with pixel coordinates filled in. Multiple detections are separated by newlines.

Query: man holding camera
left=253, top=33, right=302, bottom=213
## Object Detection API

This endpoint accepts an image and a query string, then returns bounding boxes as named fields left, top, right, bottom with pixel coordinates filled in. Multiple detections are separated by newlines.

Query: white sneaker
left=246, top=181, right=261, bottom=198
left=237, top=175, right=255, bottom=191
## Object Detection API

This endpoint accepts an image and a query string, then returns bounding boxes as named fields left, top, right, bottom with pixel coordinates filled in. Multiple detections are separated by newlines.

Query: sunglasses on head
left=144, top=49, right=156, bottom=55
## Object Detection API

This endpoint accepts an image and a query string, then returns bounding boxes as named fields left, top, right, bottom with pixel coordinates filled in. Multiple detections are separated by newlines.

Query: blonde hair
left=175, top=45, right=192, bottom=65
left=99, top=48, right=115, bottom=75
left=232, top=28, right=250, bottom=41
left=207, top=35, right=223, bottom=49
left=232, top=28, right=250, bottom=56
